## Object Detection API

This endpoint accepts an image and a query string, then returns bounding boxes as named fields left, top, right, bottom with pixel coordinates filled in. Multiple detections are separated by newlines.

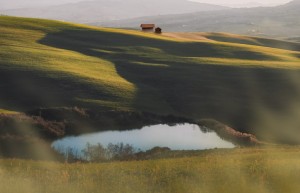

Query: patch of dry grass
left=1, top=147, right=300, bottom=193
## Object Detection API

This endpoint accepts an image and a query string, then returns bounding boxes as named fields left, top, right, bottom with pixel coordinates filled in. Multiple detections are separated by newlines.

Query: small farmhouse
left=140, top=24, right=155, bottom=31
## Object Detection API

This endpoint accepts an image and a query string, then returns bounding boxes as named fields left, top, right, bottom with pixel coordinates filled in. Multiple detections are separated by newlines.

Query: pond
left=52, top=123, right=234, bottom=153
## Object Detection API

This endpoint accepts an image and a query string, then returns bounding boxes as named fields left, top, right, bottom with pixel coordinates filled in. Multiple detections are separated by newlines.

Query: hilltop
left=1, top=16, right=300, bottom=144
left=99, top=0, right=300, bottom=39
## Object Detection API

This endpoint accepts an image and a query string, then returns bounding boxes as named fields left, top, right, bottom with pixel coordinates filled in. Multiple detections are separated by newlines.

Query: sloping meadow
left=1, top=16, right=300, bottom=145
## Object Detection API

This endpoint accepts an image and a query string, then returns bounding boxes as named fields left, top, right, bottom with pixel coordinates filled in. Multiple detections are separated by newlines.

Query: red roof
left=140, top=24, right=155, bottom=29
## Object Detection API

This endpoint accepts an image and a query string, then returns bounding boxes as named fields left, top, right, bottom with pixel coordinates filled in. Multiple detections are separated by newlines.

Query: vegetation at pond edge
left=57, top=142, right=173, bottom=162
left=1, top=147, right=300, bottom=193
left=0, top=107, right=261, bottom=160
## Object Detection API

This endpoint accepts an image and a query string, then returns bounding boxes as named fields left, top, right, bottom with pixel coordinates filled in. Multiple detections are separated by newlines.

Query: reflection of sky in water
left=52, top=124, right=234, bottom=151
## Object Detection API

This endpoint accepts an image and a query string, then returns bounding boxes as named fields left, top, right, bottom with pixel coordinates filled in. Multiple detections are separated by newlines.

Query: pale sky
left=0, top=0, right=293, bottom=9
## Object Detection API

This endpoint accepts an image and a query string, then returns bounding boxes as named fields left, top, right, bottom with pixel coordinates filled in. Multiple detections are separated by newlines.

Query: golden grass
left=1, top=147, right=300, bottom=193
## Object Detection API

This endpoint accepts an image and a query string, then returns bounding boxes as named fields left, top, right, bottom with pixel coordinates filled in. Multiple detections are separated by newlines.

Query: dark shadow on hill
left=38, top=28, right=300, bottom=140
left=0, top=69, right=114, bottom=111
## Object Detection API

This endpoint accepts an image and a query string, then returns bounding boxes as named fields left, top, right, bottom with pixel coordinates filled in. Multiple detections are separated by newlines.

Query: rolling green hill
left=1, top=16, right=300, bottom=143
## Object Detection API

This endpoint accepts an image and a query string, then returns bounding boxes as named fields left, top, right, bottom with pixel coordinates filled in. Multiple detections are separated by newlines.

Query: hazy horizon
left=190, top=0, right=292, bottom=7
left=0, top=0, right=293, bottom=9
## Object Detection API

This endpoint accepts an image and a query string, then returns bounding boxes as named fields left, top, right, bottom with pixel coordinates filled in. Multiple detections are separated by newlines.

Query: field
left=1, top=16, right=300, bottom=193
left=1, top=16, right=300, bottom=143
left=1, top=147, right=300, bottom=193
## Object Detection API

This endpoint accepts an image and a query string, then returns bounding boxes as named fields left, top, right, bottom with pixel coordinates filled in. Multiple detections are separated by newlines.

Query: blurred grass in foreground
left=1, top=147, right=300, bottom=193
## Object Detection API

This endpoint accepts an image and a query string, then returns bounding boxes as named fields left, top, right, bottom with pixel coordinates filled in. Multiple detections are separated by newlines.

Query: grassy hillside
left=1, top=16, right=300, bottom=143
left=1, top=147, right=300, bottom=193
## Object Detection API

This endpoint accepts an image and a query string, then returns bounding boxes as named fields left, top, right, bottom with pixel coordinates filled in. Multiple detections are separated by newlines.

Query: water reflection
left=52, top=123, right=234, bottom=152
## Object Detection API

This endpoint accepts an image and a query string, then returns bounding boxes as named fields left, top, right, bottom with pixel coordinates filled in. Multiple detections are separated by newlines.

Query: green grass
left=1, top=147, right=300, bottom=193
left=1, top=16, right=300, bottom=142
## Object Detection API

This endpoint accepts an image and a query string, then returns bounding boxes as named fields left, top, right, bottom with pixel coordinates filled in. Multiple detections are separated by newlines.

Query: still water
left=52, top=123, right=234, bottom=152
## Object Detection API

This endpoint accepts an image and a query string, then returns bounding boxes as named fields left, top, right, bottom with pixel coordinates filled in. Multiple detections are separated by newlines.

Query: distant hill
left=287, top=37, right=300, bottom=43
left=1, top=16, right=300, bottom=143
left=1, top=0, right=228, bottom=23
left=0, top=0, right=82, bottom=10
left=98, top=0, right=300, bottom=39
